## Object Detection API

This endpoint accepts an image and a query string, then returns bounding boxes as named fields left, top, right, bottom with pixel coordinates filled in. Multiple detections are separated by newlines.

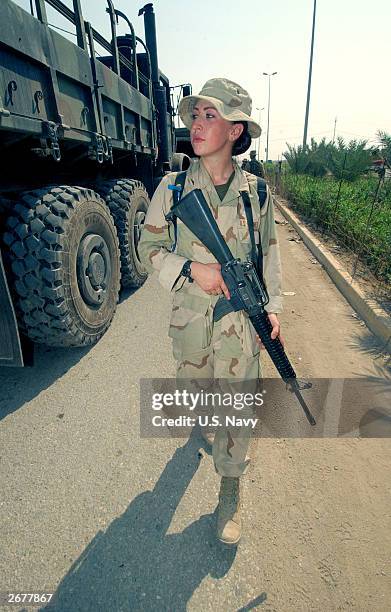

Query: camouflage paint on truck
left=0, top=0, right=191, bottom=365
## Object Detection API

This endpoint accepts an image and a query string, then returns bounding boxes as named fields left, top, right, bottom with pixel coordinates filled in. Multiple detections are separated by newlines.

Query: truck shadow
left=37, top=431, right=237, bottom=612
left=0, top=344, right=92, bottom=421
left=118, top=286, right=140, bottom=304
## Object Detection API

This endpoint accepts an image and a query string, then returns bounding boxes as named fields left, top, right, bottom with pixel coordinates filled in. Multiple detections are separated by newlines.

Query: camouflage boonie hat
left=178, top=78, right=262, bottom=138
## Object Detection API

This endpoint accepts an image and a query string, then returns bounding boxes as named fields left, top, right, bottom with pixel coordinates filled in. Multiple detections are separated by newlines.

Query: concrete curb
left=275, top=197, right=391, bottom=347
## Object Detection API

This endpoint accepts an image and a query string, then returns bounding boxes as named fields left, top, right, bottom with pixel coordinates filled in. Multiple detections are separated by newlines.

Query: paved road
left=0, top=210, right=390, bottom=611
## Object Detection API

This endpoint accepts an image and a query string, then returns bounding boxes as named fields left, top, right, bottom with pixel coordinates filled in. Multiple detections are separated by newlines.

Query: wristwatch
left=180, top=259, right=193, bottom=283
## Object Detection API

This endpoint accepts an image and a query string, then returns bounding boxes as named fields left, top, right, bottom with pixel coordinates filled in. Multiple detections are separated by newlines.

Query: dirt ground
left=0, top=206, right=390, bottom=612
left=276, top=194, right=390, bottom=315
left=240, top=208, right=391, bottom=611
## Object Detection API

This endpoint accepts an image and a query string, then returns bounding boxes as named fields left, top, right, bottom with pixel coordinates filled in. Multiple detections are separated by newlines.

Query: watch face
left=182, top=261, right=192, bottom=279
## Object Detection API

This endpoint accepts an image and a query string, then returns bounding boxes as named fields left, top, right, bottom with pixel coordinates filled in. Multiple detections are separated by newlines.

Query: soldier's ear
left=229, top=123, right=244, bottom=142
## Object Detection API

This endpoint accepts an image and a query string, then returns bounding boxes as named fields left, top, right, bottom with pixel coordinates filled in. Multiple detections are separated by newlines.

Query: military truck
left=0, top=0, right=192, bottom=366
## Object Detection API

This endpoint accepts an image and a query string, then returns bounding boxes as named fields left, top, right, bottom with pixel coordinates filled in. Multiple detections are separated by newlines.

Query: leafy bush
left=283, top=137, right=374, bottom=181
left=305, top=138, right=331, bottom=177
left=377, top=130, right=391, bottom=166
left=284, top=143, right=310, bottom=174
left=327, top=138, right=373, bottom=181
left=280, top=173, right=391, bottom=284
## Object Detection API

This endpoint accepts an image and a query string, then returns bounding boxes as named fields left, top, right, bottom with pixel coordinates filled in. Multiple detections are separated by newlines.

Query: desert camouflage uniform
left=244, top=158, right=265, bottom=178
left=138, top=158, right=282, bottom=477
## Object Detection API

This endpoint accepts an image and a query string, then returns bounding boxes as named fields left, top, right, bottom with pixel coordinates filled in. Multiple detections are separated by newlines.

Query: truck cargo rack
left=35, top=0, right=151, bottom=92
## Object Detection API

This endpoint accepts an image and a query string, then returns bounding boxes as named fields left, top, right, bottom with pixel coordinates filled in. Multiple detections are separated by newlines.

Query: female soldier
left=138, top=78, right=283, bottom=545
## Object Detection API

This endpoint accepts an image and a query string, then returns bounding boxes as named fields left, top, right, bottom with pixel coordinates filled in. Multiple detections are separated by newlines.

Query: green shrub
left=327, top=138, right=373, bottom=182
left=280, top=173, right=391, bottom=284
left=283, top=137, right=374, bottom=181
left=377, top=130, right=391, bottom=166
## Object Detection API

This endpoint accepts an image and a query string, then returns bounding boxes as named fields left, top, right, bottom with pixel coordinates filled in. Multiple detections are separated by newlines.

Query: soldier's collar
left=234, top=160, right=251, bottom=193
left=187, top=158, right=250, bottom=196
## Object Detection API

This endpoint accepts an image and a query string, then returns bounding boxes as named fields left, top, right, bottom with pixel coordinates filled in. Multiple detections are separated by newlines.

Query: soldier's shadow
left=40, top=429, right=237, bottom=612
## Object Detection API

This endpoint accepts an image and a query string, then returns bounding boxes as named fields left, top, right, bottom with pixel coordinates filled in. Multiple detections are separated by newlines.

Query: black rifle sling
left=174, top=170, right=187, bottom=201
left=255, top=177, right=268, bottom=281
left=165, top=170, right=187, bottom=251
left=240, top=190, right=258, bottom=269
left=240, top=177, right=268, bottom=282
left=256, top=177, right=268, bottom=210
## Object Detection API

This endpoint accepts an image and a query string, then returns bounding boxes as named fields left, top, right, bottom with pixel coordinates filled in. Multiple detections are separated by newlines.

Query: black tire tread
left=3, top=186, right=120, bottom=347
left=95, top=179, right=149, bottom=288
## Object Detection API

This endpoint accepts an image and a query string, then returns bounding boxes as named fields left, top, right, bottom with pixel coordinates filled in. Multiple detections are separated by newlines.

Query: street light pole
left=332, top=116, right=337, bottom=143
left=303, top=0, right=317, bottom=148
left=263, top=72, right=277, bottom=162
left=255, top=106, right=264, bottom=159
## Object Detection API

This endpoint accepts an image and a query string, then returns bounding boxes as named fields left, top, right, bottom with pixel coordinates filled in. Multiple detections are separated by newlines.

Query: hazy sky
left=14, top=0, right=391, bottom=159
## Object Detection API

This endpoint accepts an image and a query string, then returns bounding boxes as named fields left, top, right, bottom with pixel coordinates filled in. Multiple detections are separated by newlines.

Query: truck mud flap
left=0, top=249, right=24, bottom=367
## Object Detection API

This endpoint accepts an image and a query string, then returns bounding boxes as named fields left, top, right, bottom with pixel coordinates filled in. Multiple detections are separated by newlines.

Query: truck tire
left=95, top=179, right=149, bottom=288
left=170, top=153, right=192, bottom=172
left=2, top=186, right=120, bottom=347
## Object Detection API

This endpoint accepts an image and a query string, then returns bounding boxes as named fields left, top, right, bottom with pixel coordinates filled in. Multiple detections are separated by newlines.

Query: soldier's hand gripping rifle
left=167, top=188, right=316, bottom=426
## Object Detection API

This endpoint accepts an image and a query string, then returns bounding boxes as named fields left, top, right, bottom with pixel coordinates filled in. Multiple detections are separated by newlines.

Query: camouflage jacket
left=244, top=159, right=265, bottom=178
left=138, top=159, right=282, bottom=359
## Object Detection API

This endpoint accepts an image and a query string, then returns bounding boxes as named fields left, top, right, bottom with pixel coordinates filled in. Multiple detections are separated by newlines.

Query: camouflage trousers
left=174, top=318, right=261, bottom=478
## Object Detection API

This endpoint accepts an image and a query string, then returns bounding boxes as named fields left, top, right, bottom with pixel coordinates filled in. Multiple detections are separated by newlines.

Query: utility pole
left=263, top=72, right=277, bottom=162
left=333, top=116, right=337, bottom=142
left=255, top=106, right=264, bottom=159
left=303, top=0, right=317, bottom=148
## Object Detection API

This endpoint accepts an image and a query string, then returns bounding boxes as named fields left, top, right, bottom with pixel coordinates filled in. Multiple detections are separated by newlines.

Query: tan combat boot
left=217, top=476, right=241, bottom=545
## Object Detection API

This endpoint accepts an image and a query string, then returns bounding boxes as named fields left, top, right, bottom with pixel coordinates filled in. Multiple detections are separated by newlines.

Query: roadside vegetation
left=278, top=132, right=391, bottom=288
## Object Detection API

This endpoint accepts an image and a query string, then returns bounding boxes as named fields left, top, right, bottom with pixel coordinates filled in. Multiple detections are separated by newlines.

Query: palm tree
left=283, top=144, right=309, bottom=174
left=376, top=130, right=391, bottom=166
left=306, top=138, right=330, bottom=177
left=327, top=137, right=373, bottom=181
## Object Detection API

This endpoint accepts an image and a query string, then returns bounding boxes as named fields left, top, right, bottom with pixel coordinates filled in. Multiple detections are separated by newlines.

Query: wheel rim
left=77, top=234, right=112, bottom=306
left=133, top=209, right=146, bottom=262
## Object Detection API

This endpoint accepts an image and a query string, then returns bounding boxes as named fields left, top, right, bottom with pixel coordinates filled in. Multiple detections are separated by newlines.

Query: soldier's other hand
left=207, top=263, right=231, bottom=299
left=190, top=262, right=230, bottom=299
left=256, top=314, right=284, bottom=349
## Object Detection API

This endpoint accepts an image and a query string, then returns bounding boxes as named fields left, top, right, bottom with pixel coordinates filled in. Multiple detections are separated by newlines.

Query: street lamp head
left=262, top=72, right=268, bottom=76
left=272, top=71, right=277, bottom=76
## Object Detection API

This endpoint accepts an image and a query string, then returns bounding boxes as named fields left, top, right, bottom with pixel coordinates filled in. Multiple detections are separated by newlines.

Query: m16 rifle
left=167, top=187, right=316, bottom=426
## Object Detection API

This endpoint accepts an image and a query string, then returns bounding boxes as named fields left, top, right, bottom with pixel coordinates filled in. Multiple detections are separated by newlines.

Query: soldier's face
left=190, top=102, right=242, bottom=158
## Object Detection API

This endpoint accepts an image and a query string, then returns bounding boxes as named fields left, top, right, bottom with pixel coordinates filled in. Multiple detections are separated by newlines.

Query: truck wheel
left=171, top=153, right=192, bottom=172
left=3, top=186, right=120, bottom=347
left=95, top=179, right=149, bottom=288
